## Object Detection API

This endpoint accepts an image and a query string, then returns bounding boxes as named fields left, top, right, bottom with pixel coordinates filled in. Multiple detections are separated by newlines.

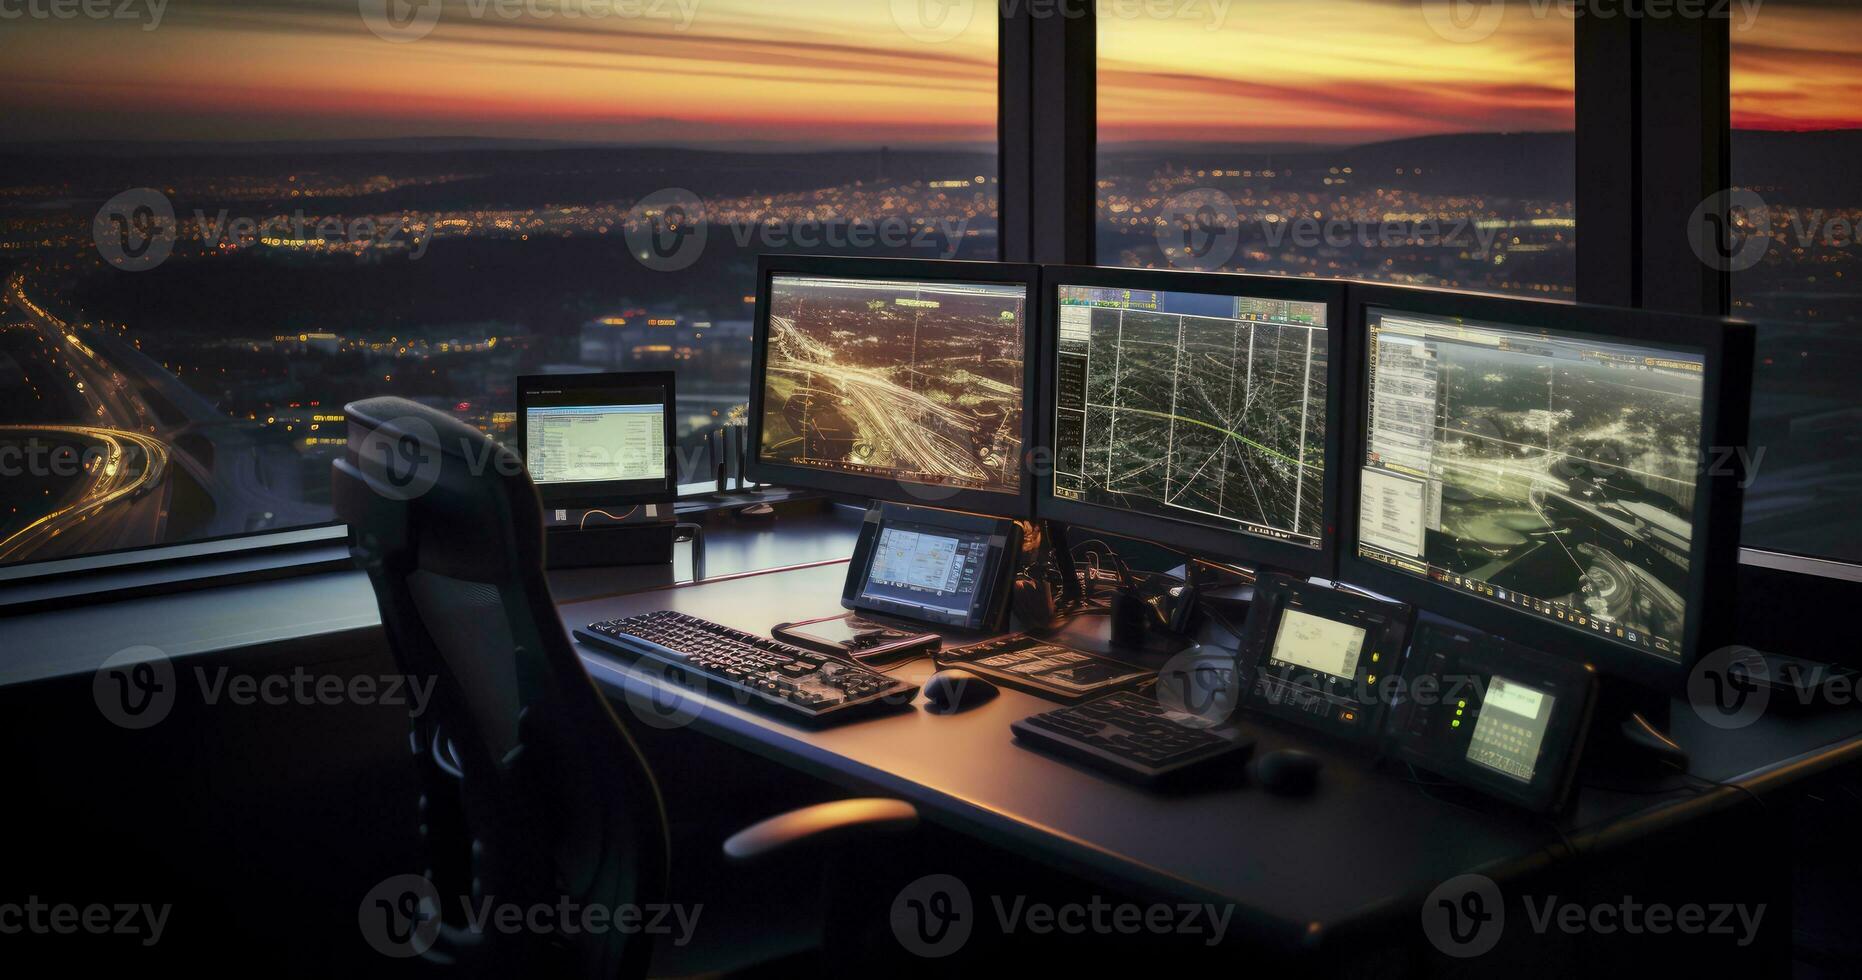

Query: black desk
left=556, top=551, right=1862, bottom=966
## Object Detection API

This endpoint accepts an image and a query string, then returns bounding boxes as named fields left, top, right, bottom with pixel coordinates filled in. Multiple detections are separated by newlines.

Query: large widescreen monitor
left=748, top=256, right=1040, bottom=517
left=1340, top=285, right=1753, bottom=689
left=1035, top=267, right=1346, bottom=577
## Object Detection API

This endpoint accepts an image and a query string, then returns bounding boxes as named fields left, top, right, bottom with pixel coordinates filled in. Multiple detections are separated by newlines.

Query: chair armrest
left=722, top=798, right=919, bottom=861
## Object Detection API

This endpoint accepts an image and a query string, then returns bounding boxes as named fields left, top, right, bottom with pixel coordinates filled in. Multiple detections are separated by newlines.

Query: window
left=1731, top=6, right=1862, bottom=563
left=0, top=1, right=997, bottom=568
left=1097, top=0, right=1575, bottom=297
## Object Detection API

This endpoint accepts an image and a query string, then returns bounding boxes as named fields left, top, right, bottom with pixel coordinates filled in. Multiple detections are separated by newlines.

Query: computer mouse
left=922, top=669, right=999, bottom=715
left=1253, top=749, right=1322, bottom=796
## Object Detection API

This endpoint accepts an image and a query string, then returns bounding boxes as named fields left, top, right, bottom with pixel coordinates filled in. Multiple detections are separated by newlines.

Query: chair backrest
left=333, top=397, right=669, bottom=979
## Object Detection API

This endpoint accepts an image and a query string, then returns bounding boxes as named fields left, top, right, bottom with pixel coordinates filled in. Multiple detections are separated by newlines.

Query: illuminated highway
left=766, top=314, right=999, bottom=483
left=0, top=424, right=170, bottom=562
left=4, top=272, right=325, bottom=561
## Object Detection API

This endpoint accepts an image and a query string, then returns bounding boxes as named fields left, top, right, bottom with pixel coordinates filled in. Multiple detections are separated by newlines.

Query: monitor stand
left=1582, top=676, right=1691, bottom=782
left=1041, top=521, right=1204, bottom=656
left=1040, top=520, right=1085, bottom=600
left=544, top=509, right=677, bottom=569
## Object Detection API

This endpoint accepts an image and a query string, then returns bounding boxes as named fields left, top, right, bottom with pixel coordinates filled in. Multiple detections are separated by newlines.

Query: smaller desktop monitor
left=1339, top=285, right=1753, bottom=690
left=517, top=371, right=677, bottom=509
left=1036, top=267, right=1346, bottom=578
left=748, top=255, right=1040, bottom=518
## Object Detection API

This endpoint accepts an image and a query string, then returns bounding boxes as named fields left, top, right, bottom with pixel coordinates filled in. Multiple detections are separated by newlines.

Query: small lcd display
left=857, top=523, right=993, bottom=622
left=1466, top=675, right=1556, bottom=783
left=1268, top=608, right=1368, bottom=681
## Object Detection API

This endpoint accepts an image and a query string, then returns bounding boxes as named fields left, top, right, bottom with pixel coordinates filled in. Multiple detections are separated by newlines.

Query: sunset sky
left=0, top=0, right=1854, bottom=147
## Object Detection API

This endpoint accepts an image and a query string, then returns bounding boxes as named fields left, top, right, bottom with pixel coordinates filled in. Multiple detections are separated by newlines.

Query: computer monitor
left=517, top=371, right=677, bottom=509
left=1035, top=267, right=1346, bottom=578
left=1339, top=285, right=1754, bottom=690
left=748, top=255, right=1040, bottom=518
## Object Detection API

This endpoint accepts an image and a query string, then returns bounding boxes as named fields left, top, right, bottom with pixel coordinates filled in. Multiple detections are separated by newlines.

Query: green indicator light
left=1451, top=719, right=1461, bottom=728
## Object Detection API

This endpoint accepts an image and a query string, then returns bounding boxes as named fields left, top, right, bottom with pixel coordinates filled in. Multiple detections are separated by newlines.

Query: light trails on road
left=0, top=424, right=171, bottom=561
left=766, top=314, right=998, bottom=482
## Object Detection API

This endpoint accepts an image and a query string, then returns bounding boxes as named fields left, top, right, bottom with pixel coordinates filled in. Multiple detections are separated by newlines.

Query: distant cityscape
left=0, top=132, right=1855, bottom=565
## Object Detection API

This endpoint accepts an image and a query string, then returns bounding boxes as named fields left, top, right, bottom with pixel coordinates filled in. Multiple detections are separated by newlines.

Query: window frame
left=9, top=5, right=1859, bottom=603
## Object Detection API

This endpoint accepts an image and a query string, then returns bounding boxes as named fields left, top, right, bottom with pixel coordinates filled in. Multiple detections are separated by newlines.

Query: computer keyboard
left=1012, top=689, right=1255, bottom=787
left=576, top=611, right=920, bottom=728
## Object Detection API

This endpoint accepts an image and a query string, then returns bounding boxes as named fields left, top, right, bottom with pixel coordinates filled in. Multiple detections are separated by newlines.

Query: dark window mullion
left=998, top=4, right=1095, bottom=265
left=1575, top=14, right=1641, bottom=307
left=1639, top=13, right=1731, bottom=316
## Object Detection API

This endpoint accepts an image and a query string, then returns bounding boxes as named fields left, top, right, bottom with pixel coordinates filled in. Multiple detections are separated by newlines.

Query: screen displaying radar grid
left=1051, top=284, right=1329, bottom=548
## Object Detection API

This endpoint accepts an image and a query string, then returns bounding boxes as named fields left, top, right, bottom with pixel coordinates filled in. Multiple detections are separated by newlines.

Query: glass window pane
left=1731, top=6, right=1862, bottom=562
left=1098, top=0, right=1574, bottom=298
left=0, top=2, right=997, bottom=568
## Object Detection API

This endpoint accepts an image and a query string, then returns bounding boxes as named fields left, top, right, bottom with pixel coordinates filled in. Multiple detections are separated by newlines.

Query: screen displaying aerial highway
left=1356, top=309, right=1708, bottom=658
left=1050, top=284, right=1330, bottom=549
left=759, top=274, right=1028, bottom=495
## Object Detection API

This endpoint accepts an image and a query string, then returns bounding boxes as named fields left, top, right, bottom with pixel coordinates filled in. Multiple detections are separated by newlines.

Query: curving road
left=0, top=423, right=171, bottom=562
left=5, top=270, right=327, bottom=562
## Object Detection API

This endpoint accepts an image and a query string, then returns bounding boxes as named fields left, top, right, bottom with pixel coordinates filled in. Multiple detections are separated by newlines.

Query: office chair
left=333, top=398, right=918, bottom=978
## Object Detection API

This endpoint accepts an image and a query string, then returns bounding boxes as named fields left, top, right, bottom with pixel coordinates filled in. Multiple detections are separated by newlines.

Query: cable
left=1065, top=537, right=1136, bottom=590
left=851, top=650, right=933, bottom=670
left=578, top=506, right=638, bottom=530
left=1679, top=770, right=1770, bottom=812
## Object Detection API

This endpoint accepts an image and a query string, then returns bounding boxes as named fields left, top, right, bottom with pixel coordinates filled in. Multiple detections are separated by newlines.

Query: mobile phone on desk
left=772, top=613, right=941, bottom=664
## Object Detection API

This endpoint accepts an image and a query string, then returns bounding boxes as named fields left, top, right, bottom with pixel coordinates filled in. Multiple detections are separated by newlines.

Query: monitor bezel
left=1336, top=283, right=1754, bottom=692
left=748, top=255, right=1041, bottom=519
left=516, top=370, right=678, bottom=509
left=1033, top=266, right=1347, bottom=578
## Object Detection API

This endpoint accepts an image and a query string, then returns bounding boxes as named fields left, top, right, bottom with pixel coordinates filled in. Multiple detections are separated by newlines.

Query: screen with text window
left=1356, top=308, right=1706, bottom=659
left=526, top=403, right=666, bottom=486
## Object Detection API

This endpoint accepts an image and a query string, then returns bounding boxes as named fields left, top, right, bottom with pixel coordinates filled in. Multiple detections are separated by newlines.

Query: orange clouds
left=0, top=0, right=1854, bottom=146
